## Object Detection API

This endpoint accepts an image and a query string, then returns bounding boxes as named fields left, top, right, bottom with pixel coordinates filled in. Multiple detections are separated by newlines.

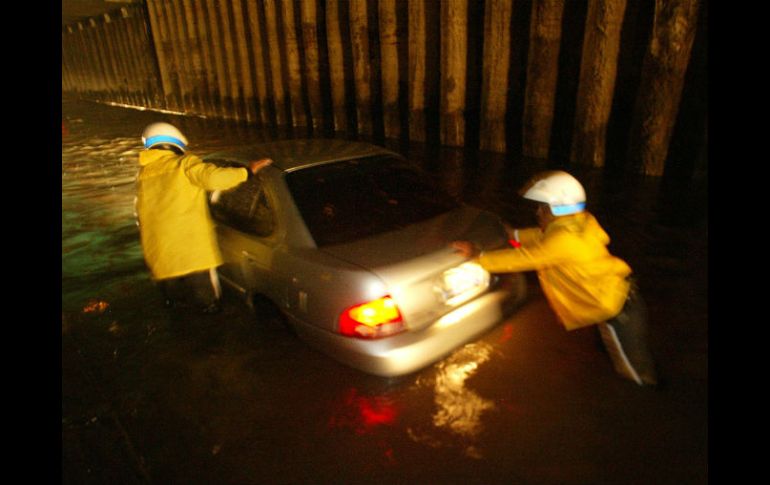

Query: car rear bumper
left=289, top=274, right=526, bottom=377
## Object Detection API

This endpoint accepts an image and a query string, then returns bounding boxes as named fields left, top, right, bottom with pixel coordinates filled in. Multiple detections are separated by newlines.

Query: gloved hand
left=451, top=241, right=479, bottom=259
left=248, top=158, right=273, bottom=174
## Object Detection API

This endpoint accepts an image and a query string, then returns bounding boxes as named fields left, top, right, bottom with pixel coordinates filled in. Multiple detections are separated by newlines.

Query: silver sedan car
left=205, top=139, right=526, bottom=377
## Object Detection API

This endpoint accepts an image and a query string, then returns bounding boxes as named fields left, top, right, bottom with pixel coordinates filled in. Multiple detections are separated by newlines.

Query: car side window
left=208, top=160, right=276, bottom=237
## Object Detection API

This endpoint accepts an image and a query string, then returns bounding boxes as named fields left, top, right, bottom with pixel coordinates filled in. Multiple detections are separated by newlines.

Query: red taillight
left=339, top=296, right=405, bottom=339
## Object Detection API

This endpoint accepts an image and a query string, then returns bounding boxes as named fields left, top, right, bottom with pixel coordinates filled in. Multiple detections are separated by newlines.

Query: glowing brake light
left=339, top=296, right=405, bottom=339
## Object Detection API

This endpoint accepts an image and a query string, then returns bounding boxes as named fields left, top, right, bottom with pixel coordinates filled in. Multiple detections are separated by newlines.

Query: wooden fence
left=61, top=0, right=705, bottom=176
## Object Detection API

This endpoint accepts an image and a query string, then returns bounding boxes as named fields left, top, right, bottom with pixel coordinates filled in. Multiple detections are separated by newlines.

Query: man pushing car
left=135, top=122, right=272, bottom=314
left=453, top=170, right=659, bottom=387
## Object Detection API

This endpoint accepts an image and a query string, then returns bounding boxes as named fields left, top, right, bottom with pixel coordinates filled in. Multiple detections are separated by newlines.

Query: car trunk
left=320, top=206, right=509, bottom=330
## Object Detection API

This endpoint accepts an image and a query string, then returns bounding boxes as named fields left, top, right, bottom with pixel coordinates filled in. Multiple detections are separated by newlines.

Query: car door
left=209, top=168, right=286, bottom=305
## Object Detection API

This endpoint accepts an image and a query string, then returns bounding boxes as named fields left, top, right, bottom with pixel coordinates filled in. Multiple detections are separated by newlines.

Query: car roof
left=204, top=138, right=401, bottom=172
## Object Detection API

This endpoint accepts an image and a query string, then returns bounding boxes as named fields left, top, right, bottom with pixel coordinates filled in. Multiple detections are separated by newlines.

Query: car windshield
left=285, top=155, right=460, bottom=247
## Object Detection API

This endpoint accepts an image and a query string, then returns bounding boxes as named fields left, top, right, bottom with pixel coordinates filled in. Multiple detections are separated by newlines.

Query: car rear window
left=285, top=155, right=459, bottom=247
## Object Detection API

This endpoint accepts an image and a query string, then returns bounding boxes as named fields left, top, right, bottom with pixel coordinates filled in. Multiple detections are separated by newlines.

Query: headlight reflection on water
left=431, top=343, right=495, bottom=438
left=408, top=342, right=496, bottom=459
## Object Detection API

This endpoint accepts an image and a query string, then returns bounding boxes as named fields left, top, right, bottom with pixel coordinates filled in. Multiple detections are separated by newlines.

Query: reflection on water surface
left=408, top=342, right=496, bottom=458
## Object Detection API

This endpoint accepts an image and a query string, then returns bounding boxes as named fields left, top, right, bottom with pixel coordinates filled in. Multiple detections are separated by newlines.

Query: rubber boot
left=598, top=321, right=658, bottom=386
left=597, top=288, right=659, bottom=386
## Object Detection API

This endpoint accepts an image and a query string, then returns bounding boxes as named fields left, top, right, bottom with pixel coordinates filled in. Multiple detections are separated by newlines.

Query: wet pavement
left=62, top=99, right=707, bottom=484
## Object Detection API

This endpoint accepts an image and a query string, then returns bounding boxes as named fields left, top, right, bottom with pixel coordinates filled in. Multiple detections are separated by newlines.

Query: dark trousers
left=597, top=283, right=659, bottom=385
left=158, top=268, right=221, bottom=310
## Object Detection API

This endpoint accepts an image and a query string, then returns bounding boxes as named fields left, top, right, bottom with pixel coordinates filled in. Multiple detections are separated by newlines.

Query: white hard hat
left=141, top=122, right=188, bottom=152
left=520, top=170, right=586, bottom=216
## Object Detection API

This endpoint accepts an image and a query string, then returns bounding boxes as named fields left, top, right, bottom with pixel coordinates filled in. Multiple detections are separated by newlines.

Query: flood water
left=62, top=99, right=707, bottom=484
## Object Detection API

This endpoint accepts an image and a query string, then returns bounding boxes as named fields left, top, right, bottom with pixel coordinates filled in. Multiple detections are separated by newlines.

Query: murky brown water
left=62, top=99, right=707, bottom=484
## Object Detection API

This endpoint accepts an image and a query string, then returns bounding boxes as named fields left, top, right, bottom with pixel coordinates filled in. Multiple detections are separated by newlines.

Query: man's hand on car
left=249, top=158, right=273, bottom=174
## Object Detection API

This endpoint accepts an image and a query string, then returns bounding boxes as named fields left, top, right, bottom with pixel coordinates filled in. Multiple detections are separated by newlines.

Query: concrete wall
left=61, top=0, right=706, bottom=177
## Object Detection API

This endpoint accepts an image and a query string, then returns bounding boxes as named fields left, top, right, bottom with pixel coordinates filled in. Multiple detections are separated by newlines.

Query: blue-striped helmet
left=520, top=171, right=586, bottom=216
left=141, top=122, right=188, bottom=152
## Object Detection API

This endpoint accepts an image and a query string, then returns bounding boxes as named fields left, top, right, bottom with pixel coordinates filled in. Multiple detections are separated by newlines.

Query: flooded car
left=206, top=139, right=526, bottom=376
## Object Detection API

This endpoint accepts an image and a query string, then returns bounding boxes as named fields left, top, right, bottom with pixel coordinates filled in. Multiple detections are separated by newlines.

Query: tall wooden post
left=628, top=0, right=700, bottom=176
left=89, top=17, right=114, bottom=100
left=244, top=0, right=272, bottom=126
left=87, top=20, right=103, bottom=97
left=61, top=31, right=74, bottom=92
left=85, top=19, right=103, bottom=99
left=87, top=19, right=107, bottom=97
left=479, top=0, right=512, bottom=153
left=113, top=10, right=139, bottom=106
left=121, top=9, right=145, bottom=106
left=62, top=29, right=75, bottom=92
left=160, top=0, right=189, bottom=111
left=146, top=0, right=177, bottom=110
left=96, top=14, right=122, bottom=102
left=231, top=0, right=257, bottom=123
left=126, top=6, right=157, bottom=107
left=408, top=0, right=426, bottom=142
left=68, top=22, right=91, bottom=93
left=349, top=0, right=373, bottom=136
left=408, top=0, right=427, bottom=143
left=282, top=0, right=308, bottom=127
left=570, top=0, right=627, bottom=167
left=101, top=14, right=123, bottom=104
left=98, top=16, right=119, bottom=100
left=114, top=11, right=134, bottom=105
left=75, top=22, right=98, bottom=97
left=74, top=23, right=90, bottom=95
left=179, top=0, right=209, bottom=116
left=264, top=0, right=288, bottom=126
left=379, top=0, right=401, bottom=140
left=124, top=8, right=147, bottom=106
left=523, top=0, right=564, bottom=159
left=63, top=42, right=75, bottom=93
left=169, top=0, right=197, bottom=112
left=178, top=0, right=200, bottom=112
left=326, top=0, right=348, bottom=132
left=73, top=23, right=91, bottom=94
left=217, top=0, right=242, bottom=119
left=74, top=23, right=90, bottom=96
left=440, top=0, right=468, bottom=147
left=120, top=10, right=139, bottom=103
left=64, top=26, right=86, bottom=95
left=193, top=0, right=221, bottom=116
left=204, top=0, right=232, bottom=116
left=301, top=0, right=324, bottom=130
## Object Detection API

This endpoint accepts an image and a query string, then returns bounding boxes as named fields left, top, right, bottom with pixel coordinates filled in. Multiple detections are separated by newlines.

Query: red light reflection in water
left=499, top=323, right=514, bottom=343
left=82, top=300, right=109, bottom=314
left=328, top=388, right=399, bottom=435
left=327, top=388, right=400, bottom=466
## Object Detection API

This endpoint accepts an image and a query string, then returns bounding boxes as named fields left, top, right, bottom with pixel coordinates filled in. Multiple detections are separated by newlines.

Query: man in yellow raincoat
left=453, top=171, right=658, bottom=386
left=135, top=122, right=272, bottom=314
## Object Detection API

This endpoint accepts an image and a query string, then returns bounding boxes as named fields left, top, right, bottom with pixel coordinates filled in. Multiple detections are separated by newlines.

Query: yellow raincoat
left=135, top=149, right=249, bottom=280
left=478, top=212, right=632, bottom=330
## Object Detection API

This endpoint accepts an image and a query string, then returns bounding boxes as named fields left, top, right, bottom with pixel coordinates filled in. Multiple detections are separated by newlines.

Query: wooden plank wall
left=61, top=0, right=704, bottom=177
